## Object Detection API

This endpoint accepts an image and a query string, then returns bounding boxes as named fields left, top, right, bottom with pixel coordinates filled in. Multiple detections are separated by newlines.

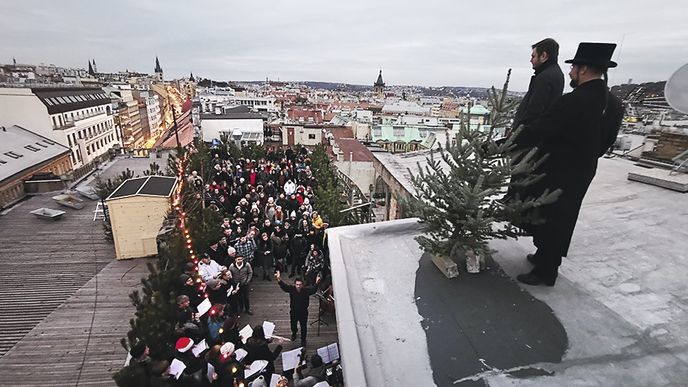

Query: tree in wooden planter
left=407, top=70, right=561, bottom=274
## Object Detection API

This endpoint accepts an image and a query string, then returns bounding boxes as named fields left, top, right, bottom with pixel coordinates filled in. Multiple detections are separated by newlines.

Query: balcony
left=54, top=120, right=75, bottom=130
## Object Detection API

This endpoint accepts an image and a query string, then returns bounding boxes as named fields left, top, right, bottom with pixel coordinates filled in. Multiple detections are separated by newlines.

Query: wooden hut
left=106, top=175, right=177, bottom=259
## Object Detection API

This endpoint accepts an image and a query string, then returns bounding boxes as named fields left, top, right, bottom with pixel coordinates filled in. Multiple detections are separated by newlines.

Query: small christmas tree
left=407, top=70, right=560, bottom=269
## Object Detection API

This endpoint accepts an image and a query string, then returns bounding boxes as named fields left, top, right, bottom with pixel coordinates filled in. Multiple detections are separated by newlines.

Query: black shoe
left=291, top=333, right=297, bottom=341
left=526, top=254, right=537, bottom=265
left=516, top=272, right=556, bottom=286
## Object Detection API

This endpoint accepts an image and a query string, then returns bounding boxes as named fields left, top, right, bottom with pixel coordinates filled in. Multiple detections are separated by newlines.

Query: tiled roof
left=335, top=138, right=374, bottom=162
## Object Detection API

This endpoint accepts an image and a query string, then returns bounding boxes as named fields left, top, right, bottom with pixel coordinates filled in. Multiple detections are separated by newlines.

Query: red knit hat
left=175, top=337, right=194, bottom=353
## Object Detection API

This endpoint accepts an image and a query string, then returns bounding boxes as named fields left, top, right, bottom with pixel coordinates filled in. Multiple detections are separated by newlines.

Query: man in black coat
left=275, top=271, right=320, bottom=346
left=511, top=38, right=565, bottom=146
left=516, top=42, right=624, bottom=286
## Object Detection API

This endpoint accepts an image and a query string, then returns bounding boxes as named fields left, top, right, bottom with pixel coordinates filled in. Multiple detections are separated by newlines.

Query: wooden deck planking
left=0, top=194, right=114, bottom=358
left=0, top=257, right=151, bottom=386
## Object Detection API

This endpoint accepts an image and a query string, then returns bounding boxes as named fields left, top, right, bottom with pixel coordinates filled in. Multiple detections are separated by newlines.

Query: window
left=4, top=151, right=23, bottom=159
left=36, top=142, right=48, bottom=148
left=373, top=126, right=382, bottom=137
left=0, top=159, right=6, bottom=164
left=308, top=134, right=316, bottom=140
left=418, top=129, right=428, bottom=138
left=393, top=126, right=405, bottom=137
left=24, top=145, right=41, bottom=152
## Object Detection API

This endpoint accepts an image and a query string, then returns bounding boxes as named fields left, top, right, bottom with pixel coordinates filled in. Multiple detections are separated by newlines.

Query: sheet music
left=234, top=348, right=248, bottom=361
left=206, top=362, right=215, bottom=382
left=196, top=298, right=212, bottom=317
left=239, top=324, right=253, bottom=344
left=281, top=346, right=303, bottom=371
left=316, top=343, right=340, bottom=363
left=245, top=360, right=268, bottom=378
left=263, top=321, right=275, bottom=339
left=192, top=339, right=208, bottom=357
left=169, top=358, right=186, bottom=380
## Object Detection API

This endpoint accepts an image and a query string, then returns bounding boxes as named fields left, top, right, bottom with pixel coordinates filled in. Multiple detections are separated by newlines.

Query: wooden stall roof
left=106, top=176, right=177, bottom=201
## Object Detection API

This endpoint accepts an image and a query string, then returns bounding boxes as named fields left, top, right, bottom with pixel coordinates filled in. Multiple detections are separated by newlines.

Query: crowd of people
left=115, top=146, right=339, bottom=387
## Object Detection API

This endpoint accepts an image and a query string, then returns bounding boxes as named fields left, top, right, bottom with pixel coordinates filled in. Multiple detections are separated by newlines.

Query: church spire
left=189, top=72, right=195, bottom=82
left=374, top=69, right=385, bottom=87
left=88, top=60, right=95, bottom=76
left=374, top=69, right=385, bottom=96
left=154, top=56, right=163, bottom=74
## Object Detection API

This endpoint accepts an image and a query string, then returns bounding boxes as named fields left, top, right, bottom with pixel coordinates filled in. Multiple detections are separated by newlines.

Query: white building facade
left=0, top=87, right=119, bottom=169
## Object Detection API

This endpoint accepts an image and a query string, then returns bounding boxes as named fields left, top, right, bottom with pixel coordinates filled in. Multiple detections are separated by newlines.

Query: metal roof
left=0, top=125, right=70, bottom=183
left=32, top=87, right=110, bottom=115
left=106, top=175, right=177, bottom=200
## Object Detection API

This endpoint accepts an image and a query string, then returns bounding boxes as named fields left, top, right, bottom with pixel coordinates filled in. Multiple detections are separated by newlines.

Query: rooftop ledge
left=327, top=158, right=688, bottom=386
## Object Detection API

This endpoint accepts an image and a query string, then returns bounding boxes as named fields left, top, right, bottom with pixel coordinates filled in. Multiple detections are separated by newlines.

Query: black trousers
left=531, top=244, right=561, bottom=280
left=237, top=285, right=250, bottom=312
left=290, top=310, right=308, bottom=340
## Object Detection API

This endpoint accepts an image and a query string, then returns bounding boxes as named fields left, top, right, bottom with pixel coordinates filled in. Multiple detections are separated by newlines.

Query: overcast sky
left=2, top=0, right=687, bottom=91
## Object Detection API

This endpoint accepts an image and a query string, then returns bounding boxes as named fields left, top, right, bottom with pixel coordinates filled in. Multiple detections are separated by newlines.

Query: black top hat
left=565, top=42, right=618, bottom=68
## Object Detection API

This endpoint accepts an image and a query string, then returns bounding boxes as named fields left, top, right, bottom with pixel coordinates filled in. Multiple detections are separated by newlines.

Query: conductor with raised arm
left=276, top=270, right=320, bottom=346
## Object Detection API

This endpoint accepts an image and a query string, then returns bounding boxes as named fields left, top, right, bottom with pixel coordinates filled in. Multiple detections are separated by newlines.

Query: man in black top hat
left=515, top=42, right=624, bottom=286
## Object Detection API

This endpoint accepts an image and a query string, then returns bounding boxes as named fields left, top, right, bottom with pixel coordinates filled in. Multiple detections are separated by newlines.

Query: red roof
left=334, top=138, right=374, bottom=162
left=154, top=110, right=194, bottom=149
left=327, top=127, right=354, bottom=140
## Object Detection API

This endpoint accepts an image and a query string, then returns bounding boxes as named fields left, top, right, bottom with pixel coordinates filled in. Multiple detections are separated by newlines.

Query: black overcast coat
left=521, top=79, right=623, bottom=257
left=512, top=60, right=565, bottom=148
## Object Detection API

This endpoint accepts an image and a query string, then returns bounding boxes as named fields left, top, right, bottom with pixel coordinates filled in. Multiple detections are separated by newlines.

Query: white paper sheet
left=313, top=382, right=330, bottom=387
left=245, top=360, right=268, bottom=378
left=239, top=324, right=253, bottom=344
left=124, top=353, right=132, bottom=366
left=234, top=348, right=248, bottom=362
left=269, top=373, right=282, bottom=387
left=196, top=298, right=212, bottom=317
left=192, top=339, right=209, bottom=357
left=262, top=321, right=275, bottom=339
left=281, top=346, right=303, bottom=371
left=170, top=358, right=187, bottom=380
left=316, top=342, right=340, bottom=364
left=206, top=362, right=215, bottom=382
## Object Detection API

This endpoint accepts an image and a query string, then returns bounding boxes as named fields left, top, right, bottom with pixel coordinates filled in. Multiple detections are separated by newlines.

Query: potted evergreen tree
left=407, top=70, right=560, bottom=274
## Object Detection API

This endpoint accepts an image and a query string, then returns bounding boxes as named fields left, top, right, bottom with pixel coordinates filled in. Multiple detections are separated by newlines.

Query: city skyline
left=2, top=0, right=687, bottom=91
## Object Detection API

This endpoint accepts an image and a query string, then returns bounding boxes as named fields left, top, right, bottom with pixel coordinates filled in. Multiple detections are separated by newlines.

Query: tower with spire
left=88, top=60, right=95, bottom=76
left=189, top=72, right=195, bottom=82
left=92, top=59, right=98, bottom=73
left=374, top=69, right=385, bottom=97
left=154, top=56, right=163, bottom=81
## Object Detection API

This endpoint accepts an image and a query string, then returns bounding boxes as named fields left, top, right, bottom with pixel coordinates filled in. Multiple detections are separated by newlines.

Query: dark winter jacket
left=512, top=60, right=565, bottom=148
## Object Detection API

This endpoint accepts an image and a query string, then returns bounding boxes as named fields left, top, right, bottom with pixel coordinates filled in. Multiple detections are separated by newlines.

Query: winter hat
left=220, top=342, right=235, bottom=357
left=130, top=341, right=147, bottom=359
left=290, top=211, right=297, bottom=219
left=179, top=274, right=191, bottom=285
left=175, top=337, right=194, bottom=353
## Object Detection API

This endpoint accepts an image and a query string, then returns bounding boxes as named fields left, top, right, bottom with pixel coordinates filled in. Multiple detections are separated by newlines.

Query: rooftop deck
left=0, top=191, right=338, bottom=385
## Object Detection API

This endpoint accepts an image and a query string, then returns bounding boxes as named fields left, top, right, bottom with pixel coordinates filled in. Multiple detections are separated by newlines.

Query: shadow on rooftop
left=415, top=253, right=568, bottom=386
